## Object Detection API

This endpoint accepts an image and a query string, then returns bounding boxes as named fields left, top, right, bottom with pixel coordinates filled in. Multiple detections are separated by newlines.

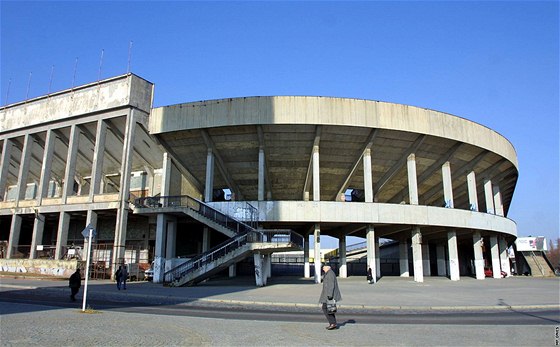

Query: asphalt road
left=1, top=287, right=559, bottom=347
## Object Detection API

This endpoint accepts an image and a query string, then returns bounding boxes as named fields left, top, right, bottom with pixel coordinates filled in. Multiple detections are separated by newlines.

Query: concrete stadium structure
left=0, top=73, right=518, bottom=285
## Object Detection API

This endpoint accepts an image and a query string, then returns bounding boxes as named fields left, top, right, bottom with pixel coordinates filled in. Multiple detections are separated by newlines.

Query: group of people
left=67, top=264, right=129, bottom=302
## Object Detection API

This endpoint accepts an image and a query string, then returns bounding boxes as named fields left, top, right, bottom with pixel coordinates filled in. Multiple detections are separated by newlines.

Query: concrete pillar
left=205, top=148, right=214, bottom=202
left=312, top=146, right=320, bottom=201
left=363, top=148, right=373, bottom=202
left=467, top=171, right=478, bottom=211
left=0, top=138, right=14, bottom=201
left=258, top=147, right=265, bottom=201
left=254, top=253, right=264, bottom=287
left=55, top=212, right=71, bottom=259
left=375, top=237, right=381, bottom=277
left=473, top=231, right=485, bottom=280
left=411, top=227, right=423, bottom=282
left=30, top=213, right=45, bottom=259
left=165, top=219, right=176, bottom=259
left=499, top=237, right=512, bottom=277
left=16, top=134, right=33, bottom=205
left=161, top=152, right=171, bottom=199
left=399, top=239, right=409, bottom=277
left=38, top=129, right=55, bottom=205
left=339, top=237, right=347, bottom=278
left=407, top=154, right=419, bottom=205
left=229, top=264, right=237, bottom=278
left=447, top=230, right=460, bottom=281
left=304, top=237, right=310, bottom=278
left=7, top=214, right=22, bottom=258
left=89, top=120, right=107, bottom=201
left=442, top=161, right=454, bottom=208
left=202, top=227, right=211, bottom=252
left=490, top=235, right=501, bottom=278
left=484, top=179, right=494, bottom=214
left=264, top=254, right=272, bottom=279
left=62, top=125, right=80, bottom=202
left=422, top=243, right=431, bottom=276
left=83, top=210, right=98, bottom=262
left=154, top=213, right=168, bottom=284
left=366, top=224, right=377, bottom=283
left=313, top=223, right=321, bottom=283
left=112, top=110, right=136, bottom=272
left=436, top=245, right=446, bottom=276
left=493, top=185, right=504, bottom=217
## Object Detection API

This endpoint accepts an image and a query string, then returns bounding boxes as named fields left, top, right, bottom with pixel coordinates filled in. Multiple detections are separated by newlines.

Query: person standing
left=68, top=268, right=81, bottom=302
left=319, top=264, right=342, bottom=330
left=121, top=264, right=128, bottom=290
left=367, top=267, right=373, bottom=284
left=115, top=266, right=123, bottom=290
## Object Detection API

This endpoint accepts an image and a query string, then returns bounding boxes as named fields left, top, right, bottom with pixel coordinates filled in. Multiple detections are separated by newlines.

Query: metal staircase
left=133, top=195, right=303, bottom=286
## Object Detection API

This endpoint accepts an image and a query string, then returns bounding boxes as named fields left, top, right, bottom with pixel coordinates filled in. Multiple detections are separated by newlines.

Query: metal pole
left=82, top=228, right=93, bottom=311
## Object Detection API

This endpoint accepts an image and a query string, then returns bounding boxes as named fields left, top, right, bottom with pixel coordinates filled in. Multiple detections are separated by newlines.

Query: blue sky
left=1, top=1, right=558, bottom=248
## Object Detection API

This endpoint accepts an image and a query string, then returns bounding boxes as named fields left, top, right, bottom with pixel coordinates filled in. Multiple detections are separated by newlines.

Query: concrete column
left=15, top=134, right=33, bottom=205
left=442, top=161, right=454, bottom=208
left=363, top=148, right=373, bottom=202
left=484, top=179, right=494, bottom=214
left=422, top=243, right=431, bottom=276
left=473, top=231, right=485, bottom=280
left=0, top=138, right=14, bottom=201
left=258, top=147, right=265, bottom=201
left=399, top=239, right=409, bottom=277
left=312, top=146, right=320, bottom=201
left=55, top=212, right=71, bottom=259
left=204, top=148, right=214, bottom=202
left=165, top=219, right=176, bottom=259
left=499, top=237, right=512, bottom=277
left=339, top=237, right=347, bottom=278
left=366, top=224, right=377, bottom=283
left=62, top=125, right=80, bottom=202
left=89, top=120, right=107, bottom=202
left=447, top=231, right=460, bottom=281
left=154, top=213, right=168, bottom=284
left=7, top=214, right=22, bottom=258
left=313, top=224, right=321, bottom=283
left=254, top=253, right=264, bottom=286
left=202, top=227, right=211, bottom=252
left=229, top=264, right=237, bottom=278
left=436, top=245, right=446, bottom=276
left=112, top=110, right=136, bottom=272
left=407, top=154, right=419, bottom=205
left=490, top=235, right=501, bottom=278
left=375, top=237, right=381, bottom=277
left=467, top=171, right=478, bottom=211
left=304, top=237, right=310, bottom=278
left=411, top=227, right=423, bottom=282
left=38, top=130, right=55, bottom=205
left=83, top=210, right=98, bottom=262
left=30, top=213, right=45, bottom=259
left=493, top=185, right=504, bottom=217
left=264, top=254, right=272, bottom=279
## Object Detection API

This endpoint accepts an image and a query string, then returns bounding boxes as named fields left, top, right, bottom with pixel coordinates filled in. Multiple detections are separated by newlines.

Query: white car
left=144, top=264, right=154, bottom=281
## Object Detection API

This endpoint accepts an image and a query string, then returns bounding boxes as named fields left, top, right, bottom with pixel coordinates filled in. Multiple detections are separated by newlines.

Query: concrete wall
left=0, top=258, right=79, bottom=277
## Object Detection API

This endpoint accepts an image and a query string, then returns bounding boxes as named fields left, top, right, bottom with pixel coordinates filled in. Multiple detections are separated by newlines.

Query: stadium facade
left=0, top=73, right=518, bottom=285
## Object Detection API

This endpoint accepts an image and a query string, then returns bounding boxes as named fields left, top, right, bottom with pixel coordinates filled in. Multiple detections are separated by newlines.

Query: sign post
left=81, top=224, right=96, bottom=312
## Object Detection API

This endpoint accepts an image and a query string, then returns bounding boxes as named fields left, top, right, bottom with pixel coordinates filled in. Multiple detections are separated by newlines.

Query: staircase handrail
left=530, top=251, right=546, bottom=276
left=134, top=195, right=254, bottom=235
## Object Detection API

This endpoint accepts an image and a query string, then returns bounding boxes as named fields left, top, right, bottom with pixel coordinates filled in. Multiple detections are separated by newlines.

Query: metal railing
left=134, top=195, right=255, bottom=235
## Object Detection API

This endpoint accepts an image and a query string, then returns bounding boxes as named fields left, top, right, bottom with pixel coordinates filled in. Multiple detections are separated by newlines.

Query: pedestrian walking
left=319, top=264, right=342, bottom=330
left=68, top=268, right=81, bottom=302
left=367, top=267, right=373, bottom=284
left=115, top=266, right=123, bottom=290
left=121, top=264, right=128, bottom=290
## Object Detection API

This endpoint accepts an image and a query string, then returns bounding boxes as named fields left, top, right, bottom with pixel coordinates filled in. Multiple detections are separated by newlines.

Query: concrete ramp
left=520, top=251, right=555, bottom=277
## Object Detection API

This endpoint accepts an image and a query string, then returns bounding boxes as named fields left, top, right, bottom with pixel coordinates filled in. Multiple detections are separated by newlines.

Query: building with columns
left=0, top=73, right=518, bottom=284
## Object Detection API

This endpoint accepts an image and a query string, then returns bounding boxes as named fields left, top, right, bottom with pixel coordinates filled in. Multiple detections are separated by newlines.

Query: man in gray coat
left=319, top=264, right=342, bottom=330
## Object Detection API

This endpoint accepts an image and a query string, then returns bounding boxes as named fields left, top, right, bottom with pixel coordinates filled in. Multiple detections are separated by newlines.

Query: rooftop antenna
left=72, top=57, right=78, bottom=89
left=98, top=49, right=104, bottom=82
left=127, top=41, right=133, bottom=73
left=26, top=72, right=32, bottom=100
left=4, top=78, right=11, bottom=105
left=48, top=65, right=55, bottom=95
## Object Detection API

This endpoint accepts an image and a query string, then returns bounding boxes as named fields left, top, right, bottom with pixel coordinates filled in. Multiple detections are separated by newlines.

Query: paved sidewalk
left=1, top=274, right=559, bottom=312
